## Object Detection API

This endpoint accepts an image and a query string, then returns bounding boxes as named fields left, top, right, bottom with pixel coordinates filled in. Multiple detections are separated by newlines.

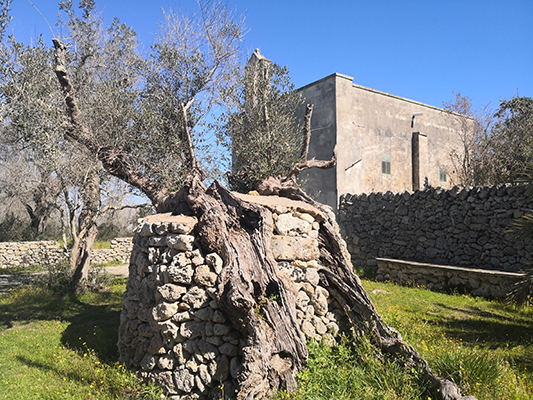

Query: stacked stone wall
left=0, top=240, right=65, bottom=268
left=91, top=237, right=133, bottom=265
left=118, top=198, right=345, bottom=399
left=339, top=185, right=533, bottom=273
left=0, top=237, right=133, bottom=268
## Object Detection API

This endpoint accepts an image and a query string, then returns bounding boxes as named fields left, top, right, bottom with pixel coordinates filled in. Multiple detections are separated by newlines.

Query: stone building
left=297, top=73, right=471, bottom=211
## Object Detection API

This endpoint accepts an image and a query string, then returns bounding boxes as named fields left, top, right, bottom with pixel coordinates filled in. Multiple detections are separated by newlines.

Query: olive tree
left=0, top=0, right=475, bottom=397
left=0, top=0, right=148, bottom=290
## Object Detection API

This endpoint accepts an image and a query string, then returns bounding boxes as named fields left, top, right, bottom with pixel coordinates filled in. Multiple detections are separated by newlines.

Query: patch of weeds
left=87, top=266, right=114, bottom=292
left=281, top=336, right=429, bottom=400
left=0, top=264, right=47, bottom=275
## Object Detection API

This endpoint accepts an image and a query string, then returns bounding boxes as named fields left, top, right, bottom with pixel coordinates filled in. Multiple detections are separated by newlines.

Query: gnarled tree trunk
left=166, top=176, right=476, bottom=400
left=69, top=169, right=100, bottom=292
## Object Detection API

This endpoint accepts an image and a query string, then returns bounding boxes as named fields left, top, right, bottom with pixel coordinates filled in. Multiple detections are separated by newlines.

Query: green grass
left=93, top=241, right=112, bottom=250
left=285, top=280, right=533, bottom=400
left=0, top=278, right=163, bottom=399
left=1, top=274, right=532, bottom=399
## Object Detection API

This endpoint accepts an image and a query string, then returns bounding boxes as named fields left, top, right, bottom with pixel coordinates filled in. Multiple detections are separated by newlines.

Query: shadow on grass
left=408, top=302, right=533, bottom=371
left=429, top=303, right=533, bottom=342
left=0, top=285, right=124, bottom=363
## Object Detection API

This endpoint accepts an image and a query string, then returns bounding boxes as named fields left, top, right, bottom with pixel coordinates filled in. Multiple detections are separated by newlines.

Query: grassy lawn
left=0, top=278, right=162, bottom=399
left=0, top=275, right=532, bottom=399
left=289, top=280, right=533, bottom=400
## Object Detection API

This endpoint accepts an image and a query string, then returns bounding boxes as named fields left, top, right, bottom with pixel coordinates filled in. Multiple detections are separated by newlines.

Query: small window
left=439, top=166, right=447, bottom=183
left=382, top=153, right=391, bottom=175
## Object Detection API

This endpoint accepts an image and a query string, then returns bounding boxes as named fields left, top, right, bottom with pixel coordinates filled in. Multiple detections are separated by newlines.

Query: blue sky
left=6, top=0, right=533, bottom=112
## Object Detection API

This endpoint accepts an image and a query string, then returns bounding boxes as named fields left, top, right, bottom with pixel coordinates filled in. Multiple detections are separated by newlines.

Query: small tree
left=221, top=51, right=304, bottom=192
left=221, top=49, right=335, bottom=194
left=488, top=96, right=533, bottom=184
left=443, top=92, right=494, bottom=186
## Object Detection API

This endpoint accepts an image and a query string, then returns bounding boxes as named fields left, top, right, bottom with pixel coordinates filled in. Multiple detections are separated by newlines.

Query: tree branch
left=180, top=102, right=206, bottom=181
left=299, top=104, right=313, bottom=162
left=52, top=38, right=173, bottom=210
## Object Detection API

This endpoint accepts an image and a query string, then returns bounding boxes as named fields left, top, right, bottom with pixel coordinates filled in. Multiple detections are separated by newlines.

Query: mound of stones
left=118, top=195, right=345, bottom=399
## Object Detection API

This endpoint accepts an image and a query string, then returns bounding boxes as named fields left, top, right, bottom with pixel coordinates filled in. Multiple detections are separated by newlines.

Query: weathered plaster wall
left=297, top=73, right=469, bottom=212
left=297, top=75, right=338, bottom=209
left=339, top=185, right=533, bottom=273
left=336, top=80, right=464, bottom=196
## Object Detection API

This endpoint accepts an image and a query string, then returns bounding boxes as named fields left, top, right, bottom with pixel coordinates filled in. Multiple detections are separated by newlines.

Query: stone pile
left=118, top=196, right=344, bottom=399
left=339, top=185, right=533, bottom=272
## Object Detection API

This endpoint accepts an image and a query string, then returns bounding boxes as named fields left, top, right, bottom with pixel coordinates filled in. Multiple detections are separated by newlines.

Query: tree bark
left=68, top=169, right=100, bottom=292
left=165, top=178, right=476, bottom=400
left=175, top=176, right=307, bottom=399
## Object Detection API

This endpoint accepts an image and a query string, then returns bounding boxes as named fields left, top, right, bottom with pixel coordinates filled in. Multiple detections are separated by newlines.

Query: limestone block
left=213, top=323, right=232, bottom=336
left=304, top=268, right=320, bottom=286
left=180, top=321, right=204, bottom=339
left=212, top=310, right=226, bottom=323
left=157, top=284, right=187, bottom=302
left=148, top=236, right=166, bottom=246
left=153, top=302, right=179, bottom=322
left=140, top=354, right=158, bottom=371
left=174, top=367, right=195, bottom=392
left=158, top=354, right=175, bottom=370
left=193, top=265, right=217, bottom=287
left=166, top=234, right=195, bottom=251
left=173, top=311, right=192, bottom=323
left=197, top=340, right=218, bottom=361
left=270, top=236, right=319, bottom=261
left=205, top=253, right=223, bottom=274
left=182, top=286, right=208, bottom=309
left=275, top=213, right=310, bottom=236
left=166, top=264, right=194, bottom=285
left=219, top=342, right=239, bottom=357
left=301, top=320, right=317, bottom=339
left=212, top=355, right=230, bottom=382
left=193, top=306, right=214, bottom=321
left=294, top=212, right=315, bottom=224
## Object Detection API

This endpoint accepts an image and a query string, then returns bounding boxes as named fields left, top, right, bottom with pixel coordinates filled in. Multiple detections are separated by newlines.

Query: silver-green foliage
left=220, top=61, right=304, bottom=193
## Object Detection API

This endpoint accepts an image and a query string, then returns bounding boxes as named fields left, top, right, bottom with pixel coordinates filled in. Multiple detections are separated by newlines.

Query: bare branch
left=299, top=104, right=313, bottom=162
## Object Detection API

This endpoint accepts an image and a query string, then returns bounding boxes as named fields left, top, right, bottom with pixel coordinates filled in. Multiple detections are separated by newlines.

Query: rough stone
left=180, top=321, right=204, bottom=340
left=193, top=265, right=217, bottom=287
left=275, top=213, right=310, bottom=236
left=182, top=286, right=209, bottom=309
left=166, top=264, right=194, bottom=285
left=174, top=367, right=195, bottom=392
left=270, top=236, right=319, bottom=261
left=205, top=253, right=224, bottom=274
left=152, top=302, right=179, bottom=322
left=167, top=234, right=195, bottom=251
left=157, top=284, right=187, bottom=302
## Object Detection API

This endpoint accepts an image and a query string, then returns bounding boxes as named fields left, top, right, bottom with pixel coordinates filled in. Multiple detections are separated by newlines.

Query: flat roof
left=297, top=73, right=473, bottom=119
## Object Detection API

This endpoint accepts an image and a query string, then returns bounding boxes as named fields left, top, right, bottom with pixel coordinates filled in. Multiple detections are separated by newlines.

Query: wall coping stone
left=376, top=258, right=524, bottom=279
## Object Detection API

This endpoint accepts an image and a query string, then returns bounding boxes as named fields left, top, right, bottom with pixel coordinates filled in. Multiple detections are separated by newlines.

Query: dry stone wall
left=118, top=198, right=345, bottom=399
left=0, top=240, right=65, bottom=268
left=91, top=238, right=133, bottom=265
left=376, top=258, right=522, bottom=298
left=0, top=237, right=133, bottom=268
left=339, top=185, right=533, bottom=272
